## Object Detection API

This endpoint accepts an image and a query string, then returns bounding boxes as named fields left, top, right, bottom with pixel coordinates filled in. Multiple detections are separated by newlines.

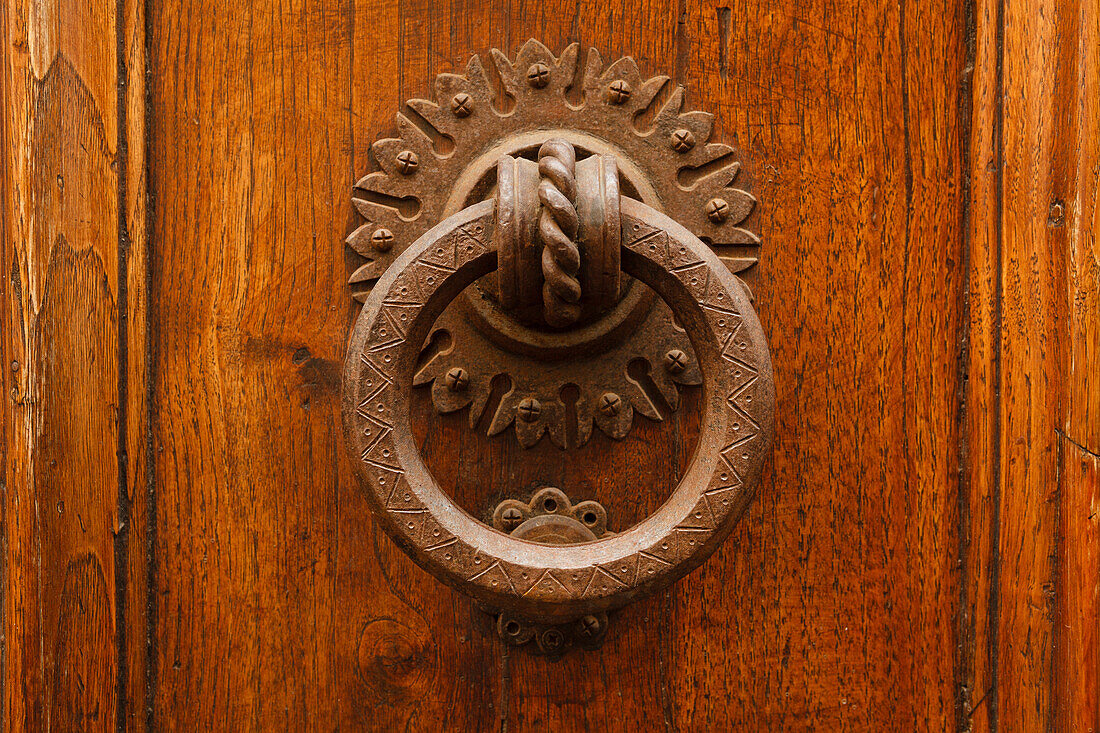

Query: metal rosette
left=347, top=40, right=759, bottom=447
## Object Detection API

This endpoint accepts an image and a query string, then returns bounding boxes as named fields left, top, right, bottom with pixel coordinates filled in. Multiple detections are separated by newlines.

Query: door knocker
left=342, top=41, right=775, bottom=656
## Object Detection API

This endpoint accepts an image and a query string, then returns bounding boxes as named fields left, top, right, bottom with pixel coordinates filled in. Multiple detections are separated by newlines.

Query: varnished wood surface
left=2, top=0, right=1097, bottom=731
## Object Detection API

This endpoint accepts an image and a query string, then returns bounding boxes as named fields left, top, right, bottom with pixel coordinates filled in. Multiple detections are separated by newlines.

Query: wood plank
left=115, top=0, right=1100, bottom=729
left=995, top=0, right=1076, bottom=723
left=144, top=1, right=353, bottom=728
left=473, top=5, right=689, bottom=729
left=342, top=2, right=483, bottom=730
left=1053, top=0, right=1099, bottom=727
left=120, top=0, right=151, bottom=729
left=959, top=0, right=1003, bottom=725
left=341, top=3, right=501, bottom=729
left=1060, top=0, right=1099, bottom=461
left=1057, top=443, right=1099, bottom=733
left=668, top=0, right=967, bottom=727
left=146, top=0, right=969, bottom=728
left=1, top=1, right=127, bottom=730
left=344, top=1, right=685, bottom=729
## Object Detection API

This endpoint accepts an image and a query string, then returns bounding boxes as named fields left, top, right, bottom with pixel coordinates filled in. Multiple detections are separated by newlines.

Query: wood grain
left=676, top=0, right=967, bottom=726
left=1051, top=0, right=1100, bottom=729
left=960, top=0, right=1002, bottom=724
left=120, top=0, right=152, bottom=730
left=1, top=1, right=143, bottom=730
left=4, top=0, right=1098, bottom=730
left=143, top=2, right=352, bottom=728
left=994, top=0, right=1099, bottom=727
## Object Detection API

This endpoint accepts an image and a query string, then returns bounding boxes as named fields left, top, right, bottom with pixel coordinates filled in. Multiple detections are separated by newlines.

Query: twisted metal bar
left=537, top=139, right=582, bottom=327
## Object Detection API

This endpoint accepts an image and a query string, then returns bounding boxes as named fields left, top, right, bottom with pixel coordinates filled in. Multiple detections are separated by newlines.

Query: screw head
left=578, top=615, right=603, bottom=638
left=501, top=507, right=523, bottom=531
left=539, top=628, right=565, bottom=653
left=451, top=92, right=472, bottom=117
left=517, top=398, right=542, bottom=422
left=607, top=79, right=632, bottom=104
left=671, top=128, right=696, bottom=152
left=599, top=392, right=622, bottom=416
left=706, top=198, right=730, bottom=223
left=526, top=62, right=551, bottom=88
left=665, top=349, right=688, bottom=374
left=396, top=150, right=419, bottom=174
left=444, top=367, right=469, bottom=391
left=370, top=228, right=395, bottom=251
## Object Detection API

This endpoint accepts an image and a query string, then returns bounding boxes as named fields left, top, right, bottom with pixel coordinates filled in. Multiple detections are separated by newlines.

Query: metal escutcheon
left=348, top=41, right=761, bottom=448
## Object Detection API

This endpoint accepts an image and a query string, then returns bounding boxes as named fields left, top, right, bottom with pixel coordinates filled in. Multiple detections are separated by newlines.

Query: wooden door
left=3, top=0, right=1098, bottom=730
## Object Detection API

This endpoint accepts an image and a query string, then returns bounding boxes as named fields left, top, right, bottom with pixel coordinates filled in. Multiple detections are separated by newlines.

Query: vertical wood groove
left=141, top=1, right=159, bottom=728
left=114, top=0, right=133, bottom=729
left=954, top=0, right=977, bottom=725
left=1050, top=434, right=1064, bottom=733
left=986, top=0, right=1005, bottom=726
left=141, top=237, right=158, bottom=733
left=0, top=7, right=10, bottom=729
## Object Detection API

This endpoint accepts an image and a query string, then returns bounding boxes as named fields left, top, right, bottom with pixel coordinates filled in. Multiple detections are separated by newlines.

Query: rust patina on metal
left=341, top=140, right=775, bottom=626
left=488, top=487, right=614, bottom=657
left=346, top=40, right=759, bottom=445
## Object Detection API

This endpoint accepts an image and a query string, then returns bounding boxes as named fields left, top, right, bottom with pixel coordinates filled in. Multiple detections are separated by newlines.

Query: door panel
left=3, top=0, right=1097, bottom=730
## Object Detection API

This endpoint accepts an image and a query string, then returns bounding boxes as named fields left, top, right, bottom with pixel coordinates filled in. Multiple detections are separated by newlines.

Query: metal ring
left=342, top=197, right=774, bottom=622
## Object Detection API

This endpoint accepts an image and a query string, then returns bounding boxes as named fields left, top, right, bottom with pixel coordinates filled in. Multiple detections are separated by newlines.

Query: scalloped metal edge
left=347, top=39, right=758, bottom=302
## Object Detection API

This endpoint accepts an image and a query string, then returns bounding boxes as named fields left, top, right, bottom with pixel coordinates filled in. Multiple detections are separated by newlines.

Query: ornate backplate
left=347, top=40, right=759, bottom=447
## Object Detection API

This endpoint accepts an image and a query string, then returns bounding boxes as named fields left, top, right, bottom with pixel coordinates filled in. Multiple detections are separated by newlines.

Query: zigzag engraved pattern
left=348, top=211, right=768, bottom=608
